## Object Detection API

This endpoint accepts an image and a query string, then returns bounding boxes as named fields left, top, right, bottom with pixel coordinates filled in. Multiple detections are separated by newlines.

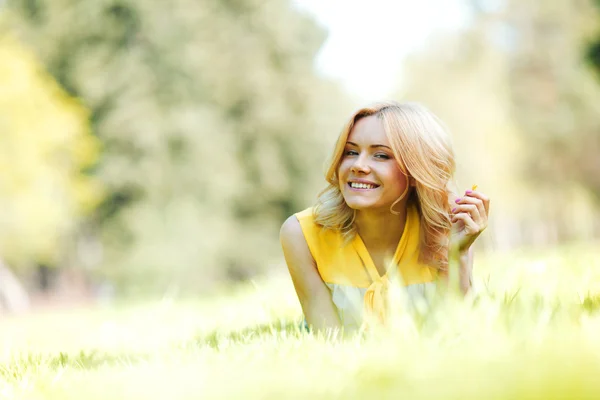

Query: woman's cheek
left=338, top=161, right=350, bottom=177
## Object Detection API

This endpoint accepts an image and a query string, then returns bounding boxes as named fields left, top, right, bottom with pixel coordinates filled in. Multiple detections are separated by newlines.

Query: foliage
left=0, top=32, right=102, bottom=268
left=5, top=0, right=352, bottom=292
left=588, top=0, right=600, bottom=76
left=504, top=0, right=600, bottom=201
left=397, top=0, right=600, bottom=251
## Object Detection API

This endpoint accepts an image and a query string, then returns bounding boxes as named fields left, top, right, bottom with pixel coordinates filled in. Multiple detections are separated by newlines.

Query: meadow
left=2, top=242, right=600, bottom=400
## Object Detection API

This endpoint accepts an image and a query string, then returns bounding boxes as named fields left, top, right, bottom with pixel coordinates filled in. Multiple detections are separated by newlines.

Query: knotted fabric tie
left=363, top=275, right=390, bottom=325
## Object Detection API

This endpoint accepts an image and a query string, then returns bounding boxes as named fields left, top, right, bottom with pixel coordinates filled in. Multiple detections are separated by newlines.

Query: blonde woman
left=280, top=101, right=490, bottom=332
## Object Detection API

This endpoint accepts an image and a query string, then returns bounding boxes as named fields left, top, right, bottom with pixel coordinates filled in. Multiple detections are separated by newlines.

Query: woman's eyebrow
left=346, top=141, right=392, bottom=150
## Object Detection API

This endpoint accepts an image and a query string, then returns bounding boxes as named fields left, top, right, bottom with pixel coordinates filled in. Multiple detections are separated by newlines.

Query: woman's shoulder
left=281, top=208, right=341, bottom=254
left=291, top=207, right=336, bottom=240
left=280, top=207, right=320, bottom=233
left=280, top=208, right=314, bottom=246
left=294, top=207, right=314, bottom=222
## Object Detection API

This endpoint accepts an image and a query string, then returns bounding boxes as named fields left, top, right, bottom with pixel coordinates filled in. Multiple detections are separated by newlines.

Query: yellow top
left=295, top=204, right=438, bottom=325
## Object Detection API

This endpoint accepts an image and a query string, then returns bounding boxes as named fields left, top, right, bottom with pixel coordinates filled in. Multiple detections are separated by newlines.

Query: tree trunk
left=0, top=260, right=30, bottom=314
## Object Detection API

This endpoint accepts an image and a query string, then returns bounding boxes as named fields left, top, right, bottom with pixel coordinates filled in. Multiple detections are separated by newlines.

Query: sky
left=293, top=0, right=471, bottom=101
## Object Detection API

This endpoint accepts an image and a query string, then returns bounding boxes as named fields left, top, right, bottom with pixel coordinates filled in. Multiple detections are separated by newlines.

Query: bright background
left=295, top=0, right=472, bottom=99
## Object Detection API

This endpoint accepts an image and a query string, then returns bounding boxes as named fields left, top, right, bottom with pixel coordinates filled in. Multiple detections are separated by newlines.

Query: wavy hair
left=313, top=101, right=457, bottom=270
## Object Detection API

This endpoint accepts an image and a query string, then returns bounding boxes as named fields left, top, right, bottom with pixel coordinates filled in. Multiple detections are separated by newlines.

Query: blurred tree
left=0, top=32, right=102, bottom=309
left=398, top=0, right=600, bottom=249
left=504, top=0, right=600, bottom=200
left=588, top=0, right=600, bottom=75
left=397, top=14, right=526, bottom=251
left=5, top=0, right=350, bottom=294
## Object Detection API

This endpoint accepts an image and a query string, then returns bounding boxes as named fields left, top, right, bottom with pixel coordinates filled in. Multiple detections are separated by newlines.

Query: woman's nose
left=351, top=156, right=370, bottom=174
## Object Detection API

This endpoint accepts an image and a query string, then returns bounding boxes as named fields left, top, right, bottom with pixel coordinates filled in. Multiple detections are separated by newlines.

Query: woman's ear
left=409, top=177, right=416, bottom=187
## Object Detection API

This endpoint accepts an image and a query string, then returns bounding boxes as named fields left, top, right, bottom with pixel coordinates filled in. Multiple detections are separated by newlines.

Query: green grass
left=1, top=242, right=600, bottom=399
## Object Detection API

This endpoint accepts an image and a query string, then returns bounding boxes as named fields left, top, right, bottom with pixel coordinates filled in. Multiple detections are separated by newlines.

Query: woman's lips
left=347, top=182, right=380, bottom=190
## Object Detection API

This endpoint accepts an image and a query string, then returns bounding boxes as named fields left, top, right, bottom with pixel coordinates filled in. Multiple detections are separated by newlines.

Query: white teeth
left=350, top=182, right=376, bottom=189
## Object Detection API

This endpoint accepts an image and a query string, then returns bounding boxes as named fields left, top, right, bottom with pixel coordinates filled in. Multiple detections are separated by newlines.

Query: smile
left=348, top=182, right=380, bottom=190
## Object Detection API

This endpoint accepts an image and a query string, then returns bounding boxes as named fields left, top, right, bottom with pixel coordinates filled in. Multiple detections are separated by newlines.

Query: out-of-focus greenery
left=0, top=0, right=599, bottom=297
left=588, top=0, right=600, bottom=75
left=503, top=0, right=600, bottom=200
left=1, top=243, right=600, bottom=399
left=0, top=32, right=102, bottom=269
left=2, top=0, right=353, bottom=293
left=397, top=0, right=600, bottom=251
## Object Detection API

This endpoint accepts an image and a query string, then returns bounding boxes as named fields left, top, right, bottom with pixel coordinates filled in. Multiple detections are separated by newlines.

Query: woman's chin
left=344, top=199, right=378, bottom=211
left=342, top=191, right=393, bottom=211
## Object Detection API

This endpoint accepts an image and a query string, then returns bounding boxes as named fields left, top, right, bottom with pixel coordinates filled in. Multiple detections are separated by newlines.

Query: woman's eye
left=375, top=153, right=390, bottom=159
left=344, top=150, right=358, bottom=156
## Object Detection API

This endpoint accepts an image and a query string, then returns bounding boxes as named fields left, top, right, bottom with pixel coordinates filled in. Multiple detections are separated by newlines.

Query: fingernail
left=451, top=208, right=457, bottom=213
left=455, top=198, right=461, bottom=203
left=465, top=190, right=472, bottom=194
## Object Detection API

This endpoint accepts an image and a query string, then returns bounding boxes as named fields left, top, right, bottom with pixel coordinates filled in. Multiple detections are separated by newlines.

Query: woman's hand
left=450, top=188, right=490, bottom=254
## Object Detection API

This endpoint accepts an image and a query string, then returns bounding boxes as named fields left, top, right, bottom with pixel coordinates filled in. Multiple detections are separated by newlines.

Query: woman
left=280, top=101, right=490, bottom=332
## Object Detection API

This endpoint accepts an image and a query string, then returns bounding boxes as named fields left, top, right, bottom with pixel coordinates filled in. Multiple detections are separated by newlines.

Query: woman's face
left=338, top=115, right=409, bottom=212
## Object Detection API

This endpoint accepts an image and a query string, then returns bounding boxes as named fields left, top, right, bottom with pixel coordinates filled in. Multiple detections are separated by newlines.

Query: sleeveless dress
left=295, top=204, right=438, bottom=331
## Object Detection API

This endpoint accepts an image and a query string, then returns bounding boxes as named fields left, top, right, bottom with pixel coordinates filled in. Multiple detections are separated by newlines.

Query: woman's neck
left=354, top=202, right=409, bottom=252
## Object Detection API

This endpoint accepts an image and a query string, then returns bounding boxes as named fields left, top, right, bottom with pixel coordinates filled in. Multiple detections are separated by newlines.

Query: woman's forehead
left=347, top=115, right=389, bottom=146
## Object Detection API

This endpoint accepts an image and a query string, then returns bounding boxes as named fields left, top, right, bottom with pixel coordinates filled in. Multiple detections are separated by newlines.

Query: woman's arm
left=440, top=245, right=474, bottom=295
left=450, top=188, right=489, bottom=294
left=457, top=246, right=474, bottom=294
left=280, top=216, right=341, bottom=332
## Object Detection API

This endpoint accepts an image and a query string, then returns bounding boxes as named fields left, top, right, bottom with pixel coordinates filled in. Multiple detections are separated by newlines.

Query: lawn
left=1, top=242, right=600, bottom=399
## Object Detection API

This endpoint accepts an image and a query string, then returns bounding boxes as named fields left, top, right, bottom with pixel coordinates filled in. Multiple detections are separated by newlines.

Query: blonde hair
left=313, top=101, right=456, bottom=270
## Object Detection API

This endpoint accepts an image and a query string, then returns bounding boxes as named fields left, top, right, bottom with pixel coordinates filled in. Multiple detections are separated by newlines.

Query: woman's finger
left=463, top=190, right=490, bottom=215
left=452, top=203, right=481, bottom=225
left=452, top=212, right=481, bottom=234
left=456, top=195, right=486, bottom=224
